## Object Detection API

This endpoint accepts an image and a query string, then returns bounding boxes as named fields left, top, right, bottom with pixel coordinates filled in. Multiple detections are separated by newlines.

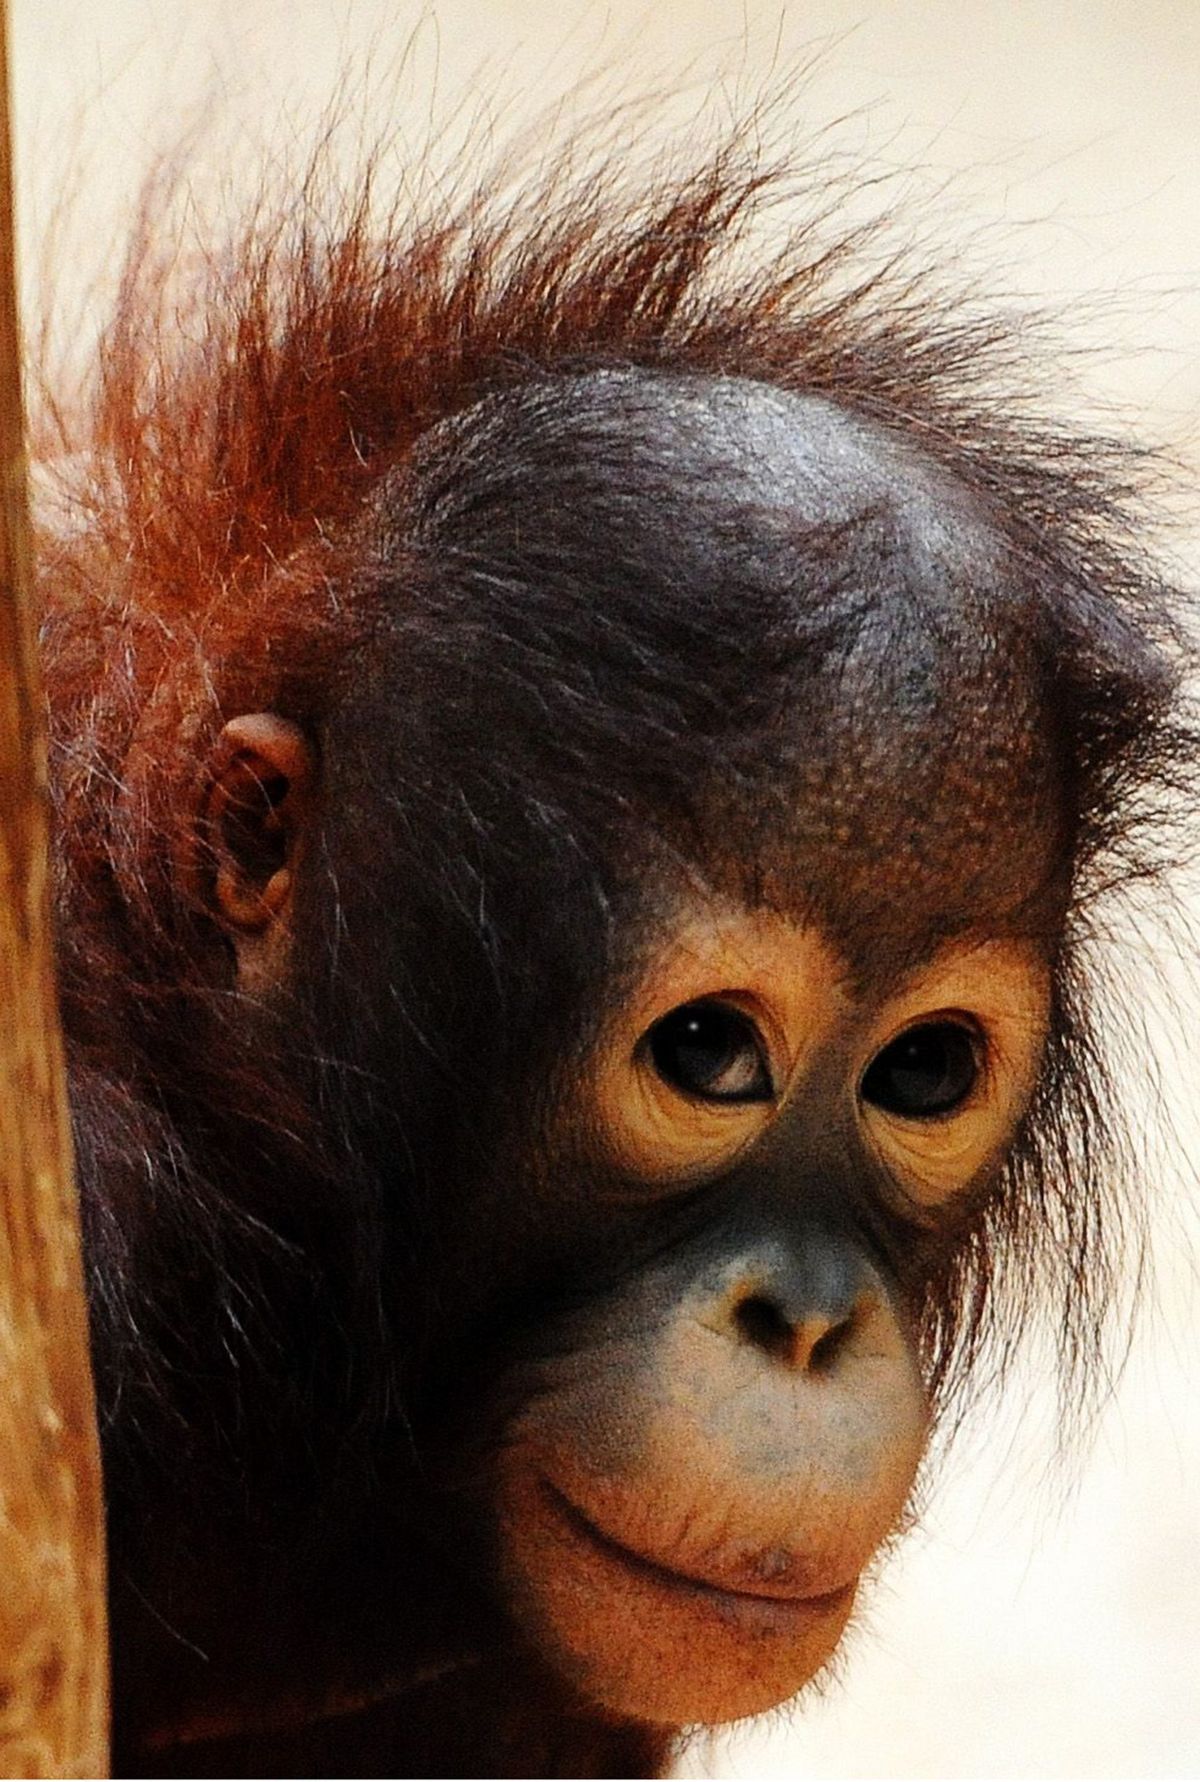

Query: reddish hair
left=37, top=112, right=1194, bottom=1431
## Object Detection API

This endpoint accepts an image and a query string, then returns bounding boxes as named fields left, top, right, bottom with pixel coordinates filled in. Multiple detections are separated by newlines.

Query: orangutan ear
left=200, top=714, right=314, bottom=988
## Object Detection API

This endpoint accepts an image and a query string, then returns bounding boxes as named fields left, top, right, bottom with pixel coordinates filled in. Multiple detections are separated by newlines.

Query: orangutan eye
left=861, top=1020, right=980, bottom=1119
left=646, top=1001, right=774, bottom=1104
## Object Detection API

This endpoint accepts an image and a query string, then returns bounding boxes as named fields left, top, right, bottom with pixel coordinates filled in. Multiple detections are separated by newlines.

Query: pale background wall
left=13, top=3, right=1199, bottom=1775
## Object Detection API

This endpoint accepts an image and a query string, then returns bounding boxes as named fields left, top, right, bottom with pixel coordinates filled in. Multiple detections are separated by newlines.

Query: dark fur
left=36, top=118, right=1195, bottom=1775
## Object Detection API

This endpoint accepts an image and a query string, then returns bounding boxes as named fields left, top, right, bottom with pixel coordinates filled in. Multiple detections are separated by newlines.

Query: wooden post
left=0, top=1, right=110, bottom=1774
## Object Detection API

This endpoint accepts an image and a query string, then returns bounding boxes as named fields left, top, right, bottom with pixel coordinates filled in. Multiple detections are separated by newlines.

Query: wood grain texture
left=0, top=0, right=109, bottom=1772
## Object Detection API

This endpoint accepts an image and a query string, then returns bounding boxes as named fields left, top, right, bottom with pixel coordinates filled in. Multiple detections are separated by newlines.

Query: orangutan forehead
left=712, top=631, right=1064, bottom=973
left=764, top=587, right=1061, bottom=956
left=404, top=369, right=1066, bottom=963
left=598, top=375, right=1064, bottom=955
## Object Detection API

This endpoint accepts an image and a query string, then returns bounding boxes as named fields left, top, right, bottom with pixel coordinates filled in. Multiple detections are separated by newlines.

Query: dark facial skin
left=189, top=374, right=1060, bottom=1746
left=484, top=903, right=1047, bottom=1726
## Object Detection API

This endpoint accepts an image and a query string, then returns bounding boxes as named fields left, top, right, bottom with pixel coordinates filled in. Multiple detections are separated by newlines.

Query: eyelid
left=858, top=1013, right=988, bottom=1123
left=864, top=1010, right=987, bottom=1077
left=858, top=1009, right=1020, bottom=1208
left=642, top=997, right=777, bottom=1105
left=876, top=1006, right=984, bottom=1045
